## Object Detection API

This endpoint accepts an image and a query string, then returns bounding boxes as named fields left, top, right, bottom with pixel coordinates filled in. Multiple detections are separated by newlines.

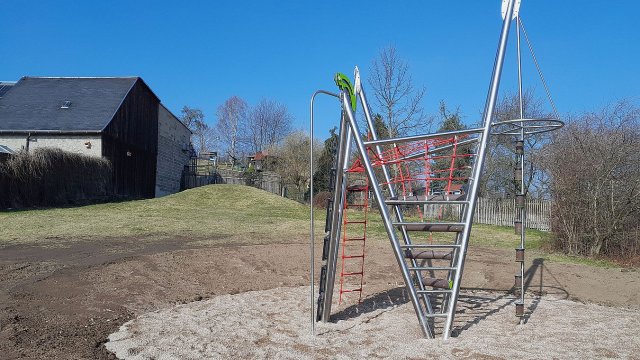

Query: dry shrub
left=542, top=101, right=640, bottom=259
left=0, top=148, right=112, bottom=208
left=312, top=191, right=332, bottom=209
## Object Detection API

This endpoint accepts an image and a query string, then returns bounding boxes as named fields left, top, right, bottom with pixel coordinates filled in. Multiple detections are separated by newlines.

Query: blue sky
left=1, top=1, right=638, bottom=140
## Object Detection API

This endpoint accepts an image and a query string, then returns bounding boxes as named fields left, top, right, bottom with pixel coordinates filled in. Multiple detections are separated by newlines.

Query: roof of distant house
left=253, top=151, right=268, bottom=161
left=448, top=184, right=463, bottom=191
left=0, top=77, right=145, bottom=133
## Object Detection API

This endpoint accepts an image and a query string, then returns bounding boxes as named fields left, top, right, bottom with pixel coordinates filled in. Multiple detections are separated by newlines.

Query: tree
left=371, top=113, right=390, bottom=139
left=431, top=101, right=471, bottom=191
left=215, top=96, right=248, bottom=166
left=274, top=131, right=321, bottom=197
left=312, top=127, right=339, bottom=193
left=479, top=90, right=553, bottom=198
left=247, top=99, right=292, bottom=154
left=180, top=106, right=213, bottom=154
left=542, top=100, right=640, bottom=258
left=368, top=45, right=430, bottom=138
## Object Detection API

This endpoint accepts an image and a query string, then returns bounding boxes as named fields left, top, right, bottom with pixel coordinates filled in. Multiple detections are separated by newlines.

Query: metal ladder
left=314, top=0, right=519, bottom=339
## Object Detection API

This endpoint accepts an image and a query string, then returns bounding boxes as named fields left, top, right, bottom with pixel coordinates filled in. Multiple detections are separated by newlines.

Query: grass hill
left=0, top=185, right=310, bottom=246
left=1, top=184, right=613, bottom=266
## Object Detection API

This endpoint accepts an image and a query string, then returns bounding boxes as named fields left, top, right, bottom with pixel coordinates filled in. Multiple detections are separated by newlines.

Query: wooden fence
left=219, top=174, right=281, bottom=196
left=475, top=197, right=551, bottom=231
left=418, top=197, right=551, bottom=231
left=181, top=163, right=283, bottom=196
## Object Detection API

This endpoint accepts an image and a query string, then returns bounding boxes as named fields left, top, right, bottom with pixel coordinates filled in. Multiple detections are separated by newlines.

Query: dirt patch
left=0, top=238, right=638, bottom=359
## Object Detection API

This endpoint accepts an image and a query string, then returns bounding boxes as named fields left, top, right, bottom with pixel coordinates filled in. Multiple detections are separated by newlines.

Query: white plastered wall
left=0, top=135, right=102, bottom=157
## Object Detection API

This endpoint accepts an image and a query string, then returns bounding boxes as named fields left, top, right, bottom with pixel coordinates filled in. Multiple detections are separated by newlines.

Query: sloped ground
left=0, top=185, right=311, bottom=246
left=1, top=185, right=638, bottom=358
left=106, top=286, right=640, bottom=360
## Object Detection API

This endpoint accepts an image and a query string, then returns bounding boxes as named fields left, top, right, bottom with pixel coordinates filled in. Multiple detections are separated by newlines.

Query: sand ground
left=106, top=286, right=640, bottom=359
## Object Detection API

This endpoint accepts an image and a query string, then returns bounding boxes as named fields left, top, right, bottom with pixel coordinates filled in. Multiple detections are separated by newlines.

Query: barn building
left=0, top=76, right=191, bottom=198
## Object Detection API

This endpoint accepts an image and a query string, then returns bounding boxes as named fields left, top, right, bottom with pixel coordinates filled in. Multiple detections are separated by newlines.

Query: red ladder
left=338, top=167, right=369, bottom=304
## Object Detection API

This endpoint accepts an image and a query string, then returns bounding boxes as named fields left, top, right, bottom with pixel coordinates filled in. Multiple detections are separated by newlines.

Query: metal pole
left=320, top=102, right=353, bottom=323
left=341, top=91, right=432, bottom=338
left=516, top=15, right=526, bottom=323
left=310, top=94, right=315, bottom=336
left=363, top=128, right=483, bottom=147
left=309, top=90, right=339, bottom=334
left=443, top=0, right=516, bottom=340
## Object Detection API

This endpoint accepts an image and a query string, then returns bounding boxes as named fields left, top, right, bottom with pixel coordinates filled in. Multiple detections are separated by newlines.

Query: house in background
left=0, top=76, right=191, bottom=198
left=247, top=151, right=276, bottom=171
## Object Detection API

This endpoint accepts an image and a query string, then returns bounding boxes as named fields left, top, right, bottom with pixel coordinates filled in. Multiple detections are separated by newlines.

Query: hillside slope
left=0, top=185, right=310, bottom=246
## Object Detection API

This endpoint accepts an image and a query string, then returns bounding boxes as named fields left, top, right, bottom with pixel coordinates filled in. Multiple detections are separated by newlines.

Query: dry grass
left=0, top=184, right=611, bottom=267
left=0, top=185, right=312, bottom=247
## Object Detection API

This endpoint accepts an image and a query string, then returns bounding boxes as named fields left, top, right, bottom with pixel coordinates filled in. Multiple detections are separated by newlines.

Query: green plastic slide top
left=334, top=73, right=357, bottom=112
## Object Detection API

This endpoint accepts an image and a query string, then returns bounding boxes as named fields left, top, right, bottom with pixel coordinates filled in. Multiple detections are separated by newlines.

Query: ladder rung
left=346, top=220, right=367, bottom=224
left=348, top=204, right=367, bottom=207
left=424, top=313, right=449, bottom=318
left=347, top=186, right=368, bottom=192
left=417, top=289, right=453, bottom=294
left=341, top=272, right=363, bottom=276
left=394, top=222, right=465, bottom=232
left=342, top=255, right=364, bottom=259
left=406, top=250, right=452, bottom=260
left=340, top=288, right=362, bottom=293
left=409, top=266, right=457, bottom=271
left=423, top=277, right=452, bottom=289
left=400, top=244, right=461, bottom=248
left=385, top=199, right=469, bottom=205
left=345, top=237, right=366, bottom=241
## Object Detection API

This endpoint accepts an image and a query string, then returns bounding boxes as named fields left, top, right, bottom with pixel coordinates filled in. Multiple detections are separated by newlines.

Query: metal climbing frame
left=309, top=0, right=563, bottom=339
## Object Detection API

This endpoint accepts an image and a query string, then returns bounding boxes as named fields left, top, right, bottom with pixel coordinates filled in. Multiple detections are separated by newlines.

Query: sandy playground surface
left=106, top=286, right=640, bottom=359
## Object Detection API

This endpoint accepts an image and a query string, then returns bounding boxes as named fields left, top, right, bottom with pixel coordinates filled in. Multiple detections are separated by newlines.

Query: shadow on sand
left=330, top=258, right=570, bottom=337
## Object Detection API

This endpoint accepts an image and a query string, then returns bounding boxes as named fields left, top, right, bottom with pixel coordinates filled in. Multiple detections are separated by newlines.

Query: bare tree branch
left=368, top=45, right=429, bottom=137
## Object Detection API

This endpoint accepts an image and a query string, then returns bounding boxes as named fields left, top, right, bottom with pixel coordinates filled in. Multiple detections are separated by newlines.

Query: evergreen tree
left=312, top=128, right=339, bottom=193
left=432, top=101, right=472, bottom=192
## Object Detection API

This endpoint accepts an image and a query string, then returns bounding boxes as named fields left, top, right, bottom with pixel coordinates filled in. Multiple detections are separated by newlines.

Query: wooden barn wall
left=102, top=80, right=159, bottom=199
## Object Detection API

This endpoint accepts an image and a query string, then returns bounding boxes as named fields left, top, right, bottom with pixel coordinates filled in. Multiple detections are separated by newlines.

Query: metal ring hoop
left=490, top=118, right=564, bottom=136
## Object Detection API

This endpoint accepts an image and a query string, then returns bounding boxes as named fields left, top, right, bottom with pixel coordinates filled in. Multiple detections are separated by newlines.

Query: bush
left=312, top=191, right=333, bottom=209
left=0, top=148, right=112, bottom=208
left=543, top=101, right=640, bottom=259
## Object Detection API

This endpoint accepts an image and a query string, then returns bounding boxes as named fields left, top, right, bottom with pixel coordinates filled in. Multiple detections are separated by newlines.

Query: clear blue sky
left=2, top=1, right=638, bottom=140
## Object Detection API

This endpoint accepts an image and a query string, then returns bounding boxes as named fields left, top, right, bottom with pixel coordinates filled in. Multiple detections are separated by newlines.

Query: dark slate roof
left=0, top=82, right=15, bottom=98
left=0, top=77, right=139, bottom=133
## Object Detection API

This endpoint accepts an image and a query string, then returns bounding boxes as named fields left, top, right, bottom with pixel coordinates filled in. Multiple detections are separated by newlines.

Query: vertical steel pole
left=309, top=94, right=315, bottom=335
left=516, top=15, right=526, bottom=322
left=310, top=90, right=340, bottom=333
left=341, top=91, right=432, bottom=338
left=443, top=0, right=516, bottom=340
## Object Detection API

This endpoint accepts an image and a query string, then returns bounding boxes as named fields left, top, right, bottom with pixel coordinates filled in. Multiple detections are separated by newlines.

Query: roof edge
left=23, top=76, right=140, bottom=79
left=159, top=103, right=192, bottom=134
left=0, top=130, right=103, bottom=135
